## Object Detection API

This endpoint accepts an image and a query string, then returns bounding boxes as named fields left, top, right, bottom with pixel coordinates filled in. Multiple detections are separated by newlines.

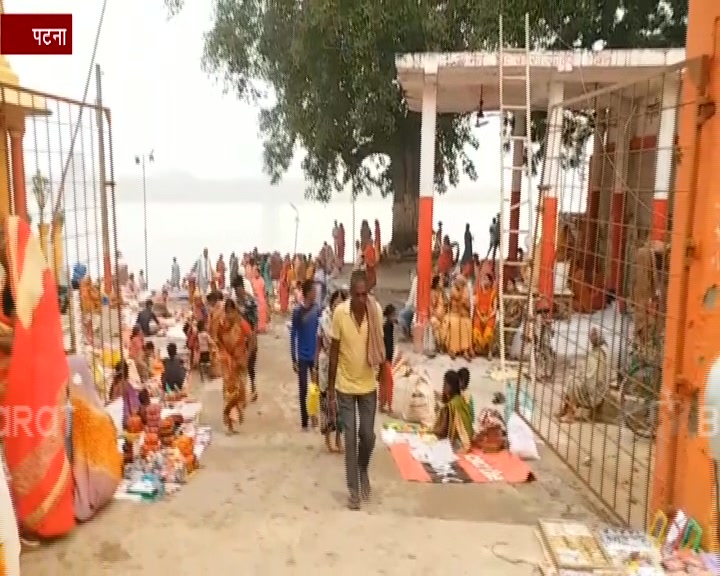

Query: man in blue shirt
left=71, top=262, right=87, bottom=289
left=290, top=279, right=319, bottom=430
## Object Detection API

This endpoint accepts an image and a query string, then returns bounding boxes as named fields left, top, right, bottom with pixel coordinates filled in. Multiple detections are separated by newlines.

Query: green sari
left=433, top=394, right=474, bottom=451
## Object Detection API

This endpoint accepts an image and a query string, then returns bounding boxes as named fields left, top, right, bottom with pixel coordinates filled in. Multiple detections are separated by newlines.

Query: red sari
left=2, top=216, right=75, bottom=537
left=278, top=261, right=290, bottom=313
left=364, top=243, right=377, bottom=290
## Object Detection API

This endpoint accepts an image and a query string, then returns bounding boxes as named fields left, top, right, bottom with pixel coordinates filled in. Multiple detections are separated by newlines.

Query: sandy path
left=21, top=265, right=609, bottom=574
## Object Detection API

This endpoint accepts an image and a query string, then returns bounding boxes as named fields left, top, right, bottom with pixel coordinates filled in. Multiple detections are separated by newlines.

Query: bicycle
left=619, top=342, right=662, bottom=439
left=523, top=311, right=556, bottom=381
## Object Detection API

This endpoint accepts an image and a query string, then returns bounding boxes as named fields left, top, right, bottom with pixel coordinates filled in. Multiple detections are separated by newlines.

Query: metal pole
left=95, top=63, right=112, bottom=295
left=142, top=157, right=149, bottom=287
left=290, top=203, right=299, bottom=255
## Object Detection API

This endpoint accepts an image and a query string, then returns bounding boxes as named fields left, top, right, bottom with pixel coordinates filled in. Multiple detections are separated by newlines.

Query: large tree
left=166, top=0, right=686, bottom=250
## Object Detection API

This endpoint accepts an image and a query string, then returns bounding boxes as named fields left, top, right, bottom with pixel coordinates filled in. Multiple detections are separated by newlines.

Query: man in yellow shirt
left=327, top=269, right=384, bottom=510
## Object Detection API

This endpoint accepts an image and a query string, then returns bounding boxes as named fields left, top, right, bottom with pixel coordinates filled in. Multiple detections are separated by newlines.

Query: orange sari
left=473, top=285, right=497, bottom=352
left=2, top=216, right=75, bottom=537
left=217, top=315, right=252, bottom=427
left=364, top=243, right=377, bottom=290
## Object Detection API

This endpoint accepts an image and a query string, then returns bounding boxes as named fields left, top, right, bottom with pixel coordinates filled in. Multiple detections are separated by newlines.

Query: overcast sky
left=4, top=0, right=515, bottom=202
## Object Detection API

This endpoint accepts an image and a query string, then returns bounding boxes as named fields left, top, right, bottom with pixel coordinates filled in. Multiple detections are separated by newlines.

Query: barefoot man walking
left=327, top=270, right=385, bottom=509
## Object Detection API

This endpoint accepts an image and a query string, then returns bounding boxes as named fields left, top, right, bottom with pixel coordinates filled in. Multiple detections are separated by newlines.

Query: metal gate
left=0, top=79, right=121, bottom=400
left=515, top=61, right=703, bottom=528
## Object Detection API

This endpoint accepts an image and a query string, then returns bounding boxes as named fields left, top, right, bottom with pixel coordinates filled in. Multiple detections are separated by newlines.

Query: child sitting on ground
left=457, top=367, right=475, bottom=424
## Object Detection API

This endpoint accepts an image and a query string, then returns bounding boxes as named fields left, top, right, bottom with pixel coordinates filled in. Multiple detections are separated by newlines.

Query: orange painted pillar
left=508, top=113, right=525, bottom=261
left=538, top=81, right=564, bottom=307
left=650, top=80, right=680, bottom=242
left=413, top=60, right=438, bottom=352
left=8, top=130, right=28, bottom=220
left=650, top=0, right=720, bottom=550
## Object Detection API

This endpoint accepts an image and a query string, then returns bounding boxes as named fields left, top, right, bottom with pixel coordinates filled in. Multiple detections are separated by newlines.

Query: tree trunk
left=389, top=119, right=421, bottom=253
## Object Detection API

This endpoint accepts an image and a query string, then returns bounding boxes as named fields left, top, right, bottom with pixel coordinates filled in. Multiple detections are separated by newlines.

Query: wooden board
left=538, top=519, right=614, bottom=572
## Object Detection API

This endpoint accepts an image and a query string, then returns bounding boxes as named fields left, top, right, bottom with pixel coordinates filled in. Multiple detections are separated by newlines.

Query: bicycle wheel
left=619, top=367, right=658, bottom=439
left=540, top=346, right=556, bottom=380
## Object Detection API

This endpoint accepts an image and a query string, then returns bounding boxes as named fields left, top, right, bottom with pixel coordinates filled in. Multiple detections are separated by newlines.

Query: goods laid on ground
left=110, top=390, right=209, bottom=502
left=537, top=512, right=717, bottom=576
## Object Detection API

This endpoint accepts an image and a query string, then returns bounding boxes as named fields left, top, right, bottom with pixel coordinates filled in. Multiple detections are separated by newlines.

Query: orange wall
left=651, top=0, right=720, bottom=551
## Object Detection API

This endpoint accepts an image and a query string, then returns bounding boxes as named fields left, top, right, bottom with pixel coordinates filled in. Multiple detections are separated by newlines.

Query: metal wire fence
left=1, top=81, right=121, bottom=401
left=515, top=63, right=694, bottom=528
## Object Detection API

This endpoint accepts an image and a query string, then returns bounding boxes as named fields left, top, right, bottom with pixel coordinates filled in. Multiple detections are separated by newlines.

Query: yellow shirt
left=331, top=299, right=383, bottom=395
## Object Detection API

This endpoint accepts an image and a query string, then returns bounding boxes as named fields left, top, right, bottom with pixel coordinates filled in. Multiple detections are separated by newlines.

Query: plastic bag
left=507, top=412, right=539, bottom=460
left=306, top=382, right=320, bottom=416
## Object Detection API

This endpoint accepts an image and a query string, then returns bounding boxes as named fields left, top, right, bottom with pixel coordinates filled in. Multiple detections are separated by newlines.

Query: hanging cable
left=51, top=0, right=110, bottom=218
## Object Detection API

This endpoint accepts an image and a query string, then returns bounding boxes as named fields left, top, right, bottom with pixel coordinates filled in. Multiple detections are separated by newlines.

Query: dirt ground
left=21, top=263, right=611, bottom=575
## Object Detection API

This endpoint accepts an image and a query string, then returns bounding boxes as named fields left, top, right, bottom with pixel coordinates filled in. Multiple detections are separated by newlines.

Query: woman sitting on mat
left=432, top=369, right=473, bottom=451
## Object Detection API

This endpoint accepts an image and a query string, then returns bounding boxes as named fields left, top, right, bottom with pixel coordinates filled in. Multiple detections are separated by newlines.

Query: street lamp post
left=289, top=203, right=299, bottom=255
left=134, top=150, right=154, bottom=288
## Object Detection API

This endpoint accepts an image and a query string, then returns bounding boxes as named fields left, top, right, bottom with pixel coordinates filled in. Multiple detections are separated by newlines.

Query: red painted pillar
left=538, top=187, right=558, bottom=305
left=413, top=61, right=438, bottom=352
left=9, top=130, right=28, bottom=220
left=650, top=197, right=669, bottom=241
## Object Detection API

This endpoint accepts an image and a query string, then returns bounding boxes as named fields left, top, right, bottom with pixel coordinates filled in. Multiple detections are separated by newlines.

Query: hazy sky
left=6, top=0, right=306, bottom=181
left=4, top=0, right=517, bottom=200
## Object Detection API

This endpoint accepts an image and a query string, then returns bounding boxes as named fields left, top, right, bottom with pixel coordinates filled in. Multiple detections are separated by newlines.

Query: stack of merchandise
left=115, top=398, right=210, bottom=502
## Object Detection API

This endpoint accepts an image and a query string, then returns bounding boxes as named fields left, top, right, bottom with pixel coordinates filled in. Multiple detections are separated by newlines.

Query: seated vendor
left=135, top=298, right=160, bottom=336
left=162, top=343, right=187, bottom=393
left=432, top=369, right=473, bottom=451
left=153, top=288, right=172, bottom=318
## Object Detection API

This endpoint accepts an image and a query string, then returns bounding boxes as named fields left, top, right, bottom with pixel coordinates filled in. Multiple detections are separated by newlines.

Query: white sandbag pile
left=392, top=353, right=436, bottom=428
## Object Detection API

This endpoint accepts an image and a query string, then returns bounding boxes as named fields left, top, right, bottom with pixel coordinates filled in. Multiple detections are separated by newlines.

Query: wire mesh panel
left=515, top=63, right=696, bottom=528
left=0, top=81, right=121, bottom=401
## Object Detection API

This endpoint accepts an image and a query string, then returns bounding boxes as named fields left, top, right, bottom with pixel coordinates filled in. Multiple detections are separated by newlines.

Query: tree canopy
left=167, top=0, right=687, bottom=249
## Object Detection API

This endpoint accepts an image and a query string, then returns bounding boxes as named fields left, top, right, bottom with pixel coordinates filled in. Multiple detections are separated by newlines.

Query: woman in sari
left=216, top=254, right=226, bottom=289
left=437, top=235, right=454, bottom=277
left=279, top=255, right=291, bottom=313
left=207, top=291, right=225, bottom=377
left=473, top=273, right=497, bottom=359
left=251, top=265, right=268, bottom=333
left=433, top=370, right=473, bottom=451
left=364, top=240, right=378, bottom=291
left=217, top=299, right=252, bottom=433
left=557, top=326, right=609, bottom=423
left=315, top=289, right=347, bottom=452
left=0, top=216, right=75, bottom=538
left=67, top=355, right=122, bottom=522
left=429, top=275, right=447, bottom=348
left=442, top=275, right=474, bottom=361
